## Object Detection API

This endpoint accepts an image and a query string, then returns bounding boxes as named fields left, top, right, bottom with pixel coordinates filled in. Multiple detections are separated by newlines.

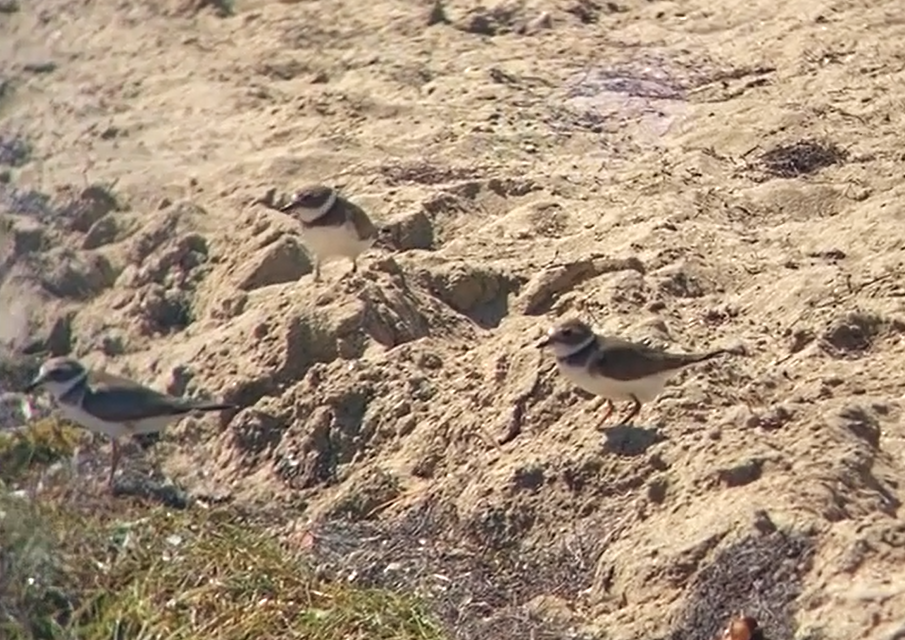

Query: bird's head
left=24, top=357, right=88, bottom=399
left=536, top=318, right=595, bottom=358
left=279, top=184, right=337, bottom=224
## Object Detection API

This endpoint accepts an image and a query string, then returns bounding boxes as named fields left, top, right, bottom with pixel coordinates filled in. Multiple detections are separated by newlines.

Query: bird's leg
left=147, top=439, right=163, bottom=478
left=351, top=258, right=358, bottom=273
left=108, top=438, right=120, bottom=490
left=619, top=395, right=643, bottom=426
left=314, top=258, right=321, bottom=282
left=596, top=399, right=615, bottom=430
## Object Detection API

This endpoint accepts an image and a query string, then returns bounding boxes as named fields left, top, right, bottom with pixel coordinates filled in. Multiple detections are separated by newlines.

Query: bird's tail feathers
left=689, top=344, right=744, bottom=364
left=190, top=402, right=236, bottom=413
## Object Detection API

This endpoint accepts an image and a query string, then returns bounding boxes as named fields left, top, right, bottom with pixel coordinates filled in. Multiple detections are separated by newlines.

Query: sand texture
left=2, top=0, right=905, bottom=638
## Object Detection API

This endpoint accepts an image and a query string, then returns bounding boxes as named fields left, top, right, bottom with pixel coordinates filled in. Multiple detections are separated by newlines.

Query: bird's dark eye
left=561, top=328, right=573, bottom=337
left=45, top=364, right=77, bottom=383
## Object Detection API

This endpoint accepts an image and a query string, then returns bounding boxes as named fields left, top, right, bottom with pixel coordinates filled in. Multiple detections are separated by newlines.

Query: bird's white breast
left=302, top=224, right=374, bottom=262
left=556, top=361, right=672, bottom=403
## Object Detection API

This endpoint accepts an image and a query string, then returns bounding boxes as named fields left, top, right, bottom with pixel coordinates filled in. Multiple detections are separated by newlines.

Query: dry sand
left=2, top=0, right=905, bottom=638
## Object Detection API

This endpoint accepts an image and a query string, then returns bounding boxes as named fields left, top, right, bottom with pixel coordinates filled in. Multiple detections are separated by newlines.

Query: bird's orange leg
left=597, top=399, right=615, bottom=430
left=618, top=395, right=643, bottom=426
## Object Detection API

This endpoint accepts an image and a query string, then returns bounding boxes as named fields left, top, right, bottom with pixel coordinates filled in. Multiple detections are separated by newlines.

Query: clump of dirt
left=454, top=3, right=526, bottom=36
left=0, top=348, right=42, bottom=430
left=0, top=132, right=30, bottom=167
left=53, top=184, right=120, bottom=234
left=818, top=310, right=894, bottom=357
left=0, top=184, right=51, bottom=219
left=166, top=0, right=233, bottom=18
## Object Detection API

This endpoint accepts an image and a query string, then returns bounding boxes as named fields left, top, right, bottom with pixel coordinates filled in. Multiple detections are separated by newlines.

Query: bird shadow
left=601, top=423, right=666, bottom=457
left=110, top=445, right=190, bottom=509
left=112, top=474, right=190, bottom=509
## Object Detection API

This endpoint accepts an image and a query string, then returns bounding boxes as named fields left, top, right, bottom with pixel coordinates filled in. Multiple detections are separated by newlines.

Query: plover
left=23, top=356, right=234, bottom=488
left=279, top=184, right=377, bottom=281
left=537, top=318, right=732, bottom=426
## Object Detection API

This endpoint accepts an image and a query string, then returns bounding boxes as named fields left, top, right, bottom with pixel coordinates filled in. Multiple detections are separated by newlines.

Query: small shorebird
left=24, top=357, right=234, bottom=488
left=537, top=318, right=733, bottom=426
left=279, top=184, right=378, bottom=281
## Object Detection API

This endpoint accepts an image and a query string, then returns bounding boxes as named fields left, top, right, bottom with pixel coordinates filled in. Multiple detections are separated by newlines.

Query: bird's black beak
left=23, top=375, right=42, bottom=394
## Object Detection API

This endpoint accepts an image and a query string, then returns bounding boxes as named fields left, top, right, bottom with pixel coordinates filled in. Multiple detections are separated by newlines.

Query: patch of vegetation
left=0, top=418, right=82, bottom=483
left=0, top=492, right=444, bottom=640
left=0, top=420, right=444, bottom=640
left=309, top=501, right=604, bottom=640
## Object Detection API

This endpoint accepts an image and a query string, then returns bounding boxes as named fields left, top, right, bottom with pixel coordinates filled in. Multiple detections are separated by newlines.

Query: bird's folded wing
left=348, top=202, right=377, bottom=238
left=82, top=385, right=196, bottom=422
left=589, top=341, right=701, bottom=381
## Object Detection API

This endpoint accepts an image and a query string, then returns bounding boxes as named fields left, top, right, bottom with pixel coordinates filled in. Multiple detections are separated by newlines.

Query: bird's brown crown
left=37, top=357, right=86, bottom=384
left=286, top=184, right=334, bottom=209
left=546, top=317, right=594, bottom=346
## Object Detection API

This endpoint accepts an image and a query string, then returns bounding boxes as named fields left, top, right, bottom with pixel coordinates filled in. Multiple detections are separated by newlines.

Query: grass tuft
left=0, top=439, right=444, bottom=640
left=0, top=418, right=83, bottom=483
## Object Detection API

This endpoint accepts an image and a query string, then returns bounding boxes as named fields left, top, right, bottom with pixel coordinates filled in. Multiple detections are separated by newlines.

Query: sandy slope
left=2, top=0, right=905, bottom=638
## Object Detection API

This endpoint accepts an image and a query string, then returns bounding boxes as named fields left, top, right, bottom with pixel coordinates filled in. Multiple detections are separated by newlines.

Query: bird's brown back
left=582, top=336, right=729, bottom=381
left=298, top=194, right=376, bottom=240
left=345, top=198, right=377, bottom=239
left=81, top=370, right=232, bottom=422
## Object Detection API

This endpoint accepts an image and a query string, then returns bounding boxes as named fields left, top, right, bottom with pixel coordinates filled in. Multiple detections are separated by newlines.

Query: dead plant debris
left=308, top=499, right=606, bottom=640
left=379, top=160, right=483, bottom=186
left=756, top=138, right=848, bottom=179
left=660, top=530, right=815, bottom=640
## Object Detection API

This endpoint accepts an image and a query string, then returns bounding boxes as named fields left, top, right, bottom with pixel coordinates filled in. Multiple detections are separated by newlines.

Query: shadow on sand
left=602, top=423, right=666, bottom=456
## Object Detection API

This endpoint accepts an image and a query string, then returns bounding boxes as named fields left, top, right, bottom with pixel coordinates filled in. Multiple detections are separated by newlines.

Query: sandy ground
left=3, top=0, right=905, bottom=638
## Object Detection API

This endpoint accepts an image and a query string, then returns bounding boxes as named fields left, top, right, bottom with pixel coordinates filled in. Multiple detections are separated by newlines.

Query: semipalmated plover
left=24, top=357, right=234, bottom=488
left=279, top=184, right=377, bottom=281
left=537, top=318, right=732, bottom=426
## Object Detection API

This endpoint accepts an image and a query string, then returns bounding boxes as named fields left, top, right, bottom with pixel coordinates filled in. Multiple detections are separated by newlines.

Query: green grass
left=0, top=418, right=82, bottom=483
left=0, top=421, right=445, bottom=640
